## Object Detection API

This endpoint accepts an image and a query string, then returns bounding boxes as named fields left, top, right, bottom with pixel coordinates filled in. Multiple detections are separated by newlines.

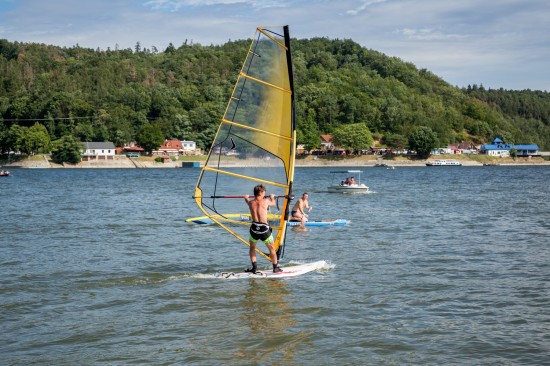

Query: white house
left=82, top=142, right=116, bottom=161
left=180, top=140, right=200, bottom=155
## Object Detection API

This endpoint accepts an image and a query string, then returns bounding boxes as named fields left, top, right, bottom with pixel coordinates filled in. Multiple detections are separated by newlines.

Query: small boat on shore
left=327, top=170, right=369, bottom=193
left=426, top=159, right=462, bottom=166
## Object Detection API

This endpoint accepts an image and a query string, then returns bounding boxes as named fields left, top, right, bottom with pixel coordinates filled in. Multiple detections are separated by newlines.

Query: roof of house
left=456, top=141, right=477, bottom=150
left=83, top=142, right=115, bottom=149
left=160, top=140, right=183, bottom=149
left=123, top=146, right=144, bottom=152
left=320, top=134, right=332, bottom=143
left=481, top=144, right=539, bottom=150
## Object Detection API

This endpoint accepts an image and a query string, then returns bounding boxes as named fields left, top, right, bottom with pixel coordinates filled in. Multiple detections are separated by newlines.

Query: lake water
left=1, top=166, right=548, bottom=365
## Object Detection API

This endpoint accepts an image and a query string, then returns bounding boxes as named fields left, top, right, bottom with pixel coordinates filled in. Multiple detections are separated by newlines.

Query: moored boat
left=426, top=159, right=462, bottom=166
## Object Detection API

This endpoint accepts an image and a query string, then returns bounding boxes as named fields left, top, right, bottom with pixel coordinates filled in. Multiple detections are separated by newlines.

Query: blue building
left=480, top=138, right=539, bottom=157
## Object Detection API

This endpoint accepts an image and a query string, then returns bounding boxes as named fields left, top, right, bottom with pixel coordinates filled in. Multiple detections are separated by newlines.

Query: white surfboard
left=218, top=260, right=328, bottom=279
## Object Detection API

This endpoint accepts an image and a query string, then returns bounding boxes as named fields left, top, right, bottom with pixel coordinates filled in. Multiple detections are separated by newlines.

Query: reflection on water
left=233, top=279, right=311, bottom=364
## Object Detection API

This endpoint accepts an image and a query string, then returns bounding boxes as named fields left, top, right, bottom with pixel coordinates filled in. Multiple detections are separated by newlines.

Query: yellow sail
left=193, top=26, right=296, bottom=261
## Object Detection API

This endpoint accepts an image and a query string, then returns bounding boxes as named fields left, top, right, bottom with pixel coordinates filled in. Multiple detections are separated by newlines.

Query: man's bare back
left=244, top=186, right=276, bottom=223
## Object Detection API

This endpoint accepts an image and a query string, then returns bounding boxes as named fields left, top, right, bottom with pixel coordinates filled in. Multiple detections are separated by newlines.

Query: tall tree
left=25, top=122, right=51, bottom=154
left=51, top=135, right=83, bottom=164
left=408, top=126, right=438, bottom=159
left=136, top=124, right=164, bottom=154
left=331, top=123, right=374, bottom=152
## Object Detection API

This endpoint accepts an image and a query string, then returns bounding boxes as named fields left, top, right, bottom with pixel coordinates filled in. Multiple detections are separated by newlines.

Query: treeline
left=1, top=36, right=550, bottom=156
left=463, top=85, right=550, bottom=148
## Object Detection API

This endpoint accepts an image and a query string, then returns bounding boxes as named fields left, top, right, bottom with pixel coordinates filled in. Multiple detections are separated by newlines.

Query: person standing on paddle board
left=244, top=184, right=283, bottom=273
left=291, top=192, right=312, bottom=226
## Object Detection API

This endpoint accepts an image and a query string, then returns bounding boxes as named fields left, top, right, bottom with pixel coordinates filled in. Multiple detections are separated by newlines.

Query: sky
left=1, top=0, right=549, bottom=91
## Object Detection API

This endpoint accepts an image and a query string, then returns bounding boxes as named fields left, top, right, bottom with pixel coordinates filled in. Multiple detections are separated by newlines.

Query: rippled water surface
left=1, top=166, right=549, bottom=365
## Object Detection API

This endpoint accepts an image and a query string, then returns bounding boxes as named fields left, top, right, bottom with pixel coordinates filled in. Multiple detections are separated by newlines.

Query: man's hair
left=254, top=184, right=266, bottom=197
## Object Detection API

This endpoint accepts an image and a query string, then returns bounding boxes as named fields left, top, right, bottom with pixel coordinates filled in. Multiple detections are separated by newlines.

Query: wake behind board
left=219, top=260, right=328, bottom=279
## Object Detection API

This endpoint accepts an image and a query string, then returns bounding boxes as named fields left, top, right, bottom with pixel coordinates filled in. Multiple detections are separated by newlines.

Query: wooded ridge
left=1, top=37, right=549, bottom=153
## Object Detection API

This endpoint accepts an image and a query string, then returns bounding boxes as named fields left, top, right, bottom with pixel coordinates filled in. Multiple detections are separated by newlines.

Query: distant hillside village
left=299, top=136, right=540, bottom=158
left=82, top=140, right=199, bottom=161
left=81, top=136, right=540, bottom=161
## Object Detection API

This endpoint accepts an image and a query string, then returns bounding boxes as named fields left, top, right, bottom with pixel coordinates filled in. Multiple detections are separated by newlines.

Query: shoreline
left=4, top=154, right=550, bottom=169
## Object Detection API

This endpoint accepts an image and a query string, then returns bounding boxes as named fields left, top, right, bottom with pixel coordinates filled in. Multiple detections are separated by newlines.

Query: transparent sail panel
left=194, top=26, right=294, bottom=260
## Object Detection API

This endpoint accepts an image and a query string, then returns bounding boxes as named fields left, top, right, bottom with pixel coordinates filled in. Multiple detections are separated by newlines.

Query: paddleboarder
left=291, top=192, right=312, bottom=226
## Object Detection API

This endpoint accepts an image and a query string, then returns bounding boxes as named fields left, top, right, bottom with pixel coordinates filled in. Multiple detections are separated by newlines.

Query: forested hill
left=1, top=37, right=550, bottom=152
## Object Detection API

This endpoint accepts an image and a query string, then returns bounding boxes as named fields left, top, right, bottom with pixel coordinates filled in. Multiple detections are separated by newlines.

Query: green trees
left=5, top=125, right=27, bottom=154
left=297, top=108, right=321, bottom=150
left=51, top=135, right=83, bottom=164
left=25, top=122, right=51, bottom=154
left=1, top=122, right=51, bottom=155
left=136, top=124, right=164, bottom=154
left=383, top=132, right=408, bottom=151
left=408, top=126, right=438, bottom=159
left=331, top=123, right=374, bottom=152
left=0, top=36, right=549, bottom=157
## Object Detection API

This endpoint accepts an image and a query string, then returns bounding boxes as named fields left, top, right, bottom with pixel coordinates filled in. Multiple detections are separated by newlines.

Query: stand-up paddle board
left=218, top=260, right=328, bottom=279
left=286, top=219, right=349, bottom=227
left=186, top=214, right=349, bottom=227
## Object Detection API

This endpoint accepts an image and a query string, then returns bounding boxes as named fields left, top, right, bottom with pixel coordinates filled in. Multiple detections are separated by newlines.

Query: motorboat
left=425, top=159, right=462, bottom=166
left=327, top=170, right=369, bottom=193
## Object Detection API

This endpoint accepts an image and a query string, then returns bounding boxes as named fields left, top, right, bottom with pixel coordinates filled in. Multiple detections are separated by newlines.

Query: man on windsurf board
left=244, top=184, right=283, bottom=273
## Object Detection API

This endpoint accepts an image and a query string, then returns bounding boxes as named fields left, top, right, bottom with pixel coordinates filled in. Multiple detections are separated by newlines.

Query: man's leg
left=248, top=241, right=258, bottom=273
left=265, top=241, right=282, bottom=272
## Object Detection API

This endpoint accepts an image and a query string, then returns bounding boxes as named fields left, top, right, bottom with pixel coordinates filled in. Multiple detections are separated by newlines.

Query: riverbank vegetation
left=1, top=37, right=549, bottom=160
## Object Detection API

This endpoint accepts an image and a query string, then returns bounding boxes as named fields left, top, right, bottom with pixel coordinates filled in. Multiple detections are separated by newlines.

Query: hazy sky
left=1, top=0, right=548, bottom=91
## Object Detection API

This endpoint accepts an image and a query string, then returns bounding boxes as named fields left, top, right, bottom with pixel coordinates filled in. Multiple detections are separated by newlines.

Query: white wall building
left=82, top=142, right=116, bottom=161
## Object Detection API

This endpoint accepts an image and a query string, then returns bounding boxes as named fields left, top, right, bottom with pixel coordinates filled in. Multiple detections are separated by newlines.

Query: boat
left=425, top=159, right=462, bottom=166
left=192, top=26, right=296, bottom=262
left=0, top=170, right=10, bottom=177
left=327, top=170, right=369, bottom=193
left=186, top=214, right=349, bottom=227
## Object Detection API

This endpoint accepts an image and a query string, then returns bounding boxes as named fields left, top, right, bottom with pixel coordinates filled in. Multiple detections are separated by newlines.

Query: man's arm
left=267, top=194, right=277, bottom=207
left=244, top=195, right=252, bottom=208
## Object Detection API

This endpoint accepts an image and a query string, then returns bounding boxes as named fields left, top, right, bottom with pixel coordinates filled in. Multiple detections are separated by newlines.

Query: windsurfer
left=291, top=192, right=312, bottom=226
left=244, top=184, right=283, bottom=273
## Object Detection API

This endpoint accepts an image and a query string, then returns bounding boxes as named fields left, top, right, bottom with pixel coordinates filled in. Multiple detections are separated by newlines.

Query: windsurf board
left=218, top=260, right=328, bottom=279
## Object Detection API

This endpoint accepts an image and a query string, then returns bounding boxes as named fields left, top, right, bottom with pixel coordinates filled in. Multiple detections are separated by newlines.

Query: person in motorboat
left=243, top=184, right=283, bottom=273
left=291, top=192, right=312, bottom=226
